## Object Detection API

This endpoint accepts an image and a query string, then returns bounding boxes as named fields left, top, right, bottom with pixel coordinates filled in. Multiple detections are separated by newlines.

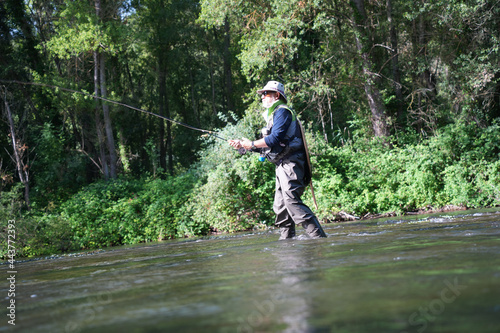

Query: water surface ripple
left=3, top=209, right=500, bottom=332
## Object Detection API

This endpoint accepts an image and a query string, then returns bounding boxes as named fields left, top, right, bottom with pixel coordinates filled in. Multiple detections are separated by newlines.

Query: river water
left=2, top=208, right=500, bottom=333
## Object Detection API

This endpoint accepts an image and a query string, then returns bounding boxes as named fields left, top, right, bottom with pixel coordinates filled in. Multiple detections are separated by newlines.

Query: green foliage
left=186, top=155, right=275, bottom=233
left=22, top=213, right=75, bottom=257
left=30, top=123, right=87, bottom=208
left=58, top=174, right=198, bottom=249
left=0, top=183, right=74, bottom=258
left=310, top=121, right=500, bottom=219
left=0, top=184, right=26, bottom=259
left=186, top=110, right=275, bottom=233
left=43, top=0, right=122, bottom=58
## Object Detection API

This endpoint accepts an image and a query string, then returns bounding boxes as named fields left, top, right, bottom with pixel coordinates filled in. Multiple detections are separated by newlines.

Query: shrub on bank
left=183, top=110, right=276, bottom=233
left=310, top=121, right=500, bottom=219
left=59, top=173, right=199, bottom=249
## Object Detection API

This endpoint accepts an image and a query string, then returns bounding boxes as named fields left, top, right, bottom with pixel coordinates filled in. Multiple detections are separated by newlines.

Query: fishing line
left=0, top=79, right=228, bottom=141
left=2, top=80, right=315, bottom=203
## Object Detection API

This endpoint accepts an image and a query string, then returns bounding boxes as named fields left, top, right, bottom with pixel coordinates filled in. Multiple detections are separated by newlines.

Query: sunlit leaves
left=41, top=0, right=130, bottom=60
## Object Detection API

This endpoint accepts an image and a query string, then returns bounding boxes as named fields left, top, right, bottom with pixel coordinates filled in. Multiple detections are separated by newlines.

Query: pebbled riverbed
left=2, top=208, right=500, bottom=333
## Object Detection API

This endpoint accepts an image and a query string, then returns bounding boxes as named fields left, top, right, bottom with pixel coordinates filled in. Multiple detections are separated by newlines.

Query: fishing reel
left=239, top=146, right=266, bottom=162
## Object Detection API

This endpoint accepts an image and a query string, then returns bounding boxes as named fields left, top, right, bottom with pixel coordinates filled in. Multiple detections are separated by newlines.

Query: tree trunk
left=409, top=5, right=437, bottom=131
left=319, top=102, right=328, bottom=143
left=117, top=128, right=130, bottom=173
left=223, top=16, right=234, bottom=112
left=207, top=32, right=217, bottom=118
left=158, top=55, right=174, bottom=176
left=351, top=0, right=390, bottom=137
left=95, top=0, right=116, bottom=179
left=99, top=52, right=117, bottom=179
left=189, top=68, right=200, bottom=126
left=94, top=50, right=109, bottom=179
left=418, top=13, right=436, bottom=97
left=158, top=61, right=167, bottom=174
left=2, top=90, right=30, bottom=208
left=164, top=69, right=173, bottom=176
left=386, top=0, right=403, bottom=103
left=124, top=53, right=138, bottom=101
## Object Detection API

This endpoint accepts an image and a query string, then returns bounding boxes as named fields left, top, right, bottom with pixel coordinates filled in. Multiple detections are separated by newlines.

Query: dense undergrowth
left=2, top=119, right=500, bottom=258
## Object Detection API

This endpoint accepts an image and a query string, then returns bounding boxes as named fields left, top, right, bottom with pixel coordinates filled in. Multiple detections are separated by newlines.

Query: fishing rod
left=0, top=79, right=228, bottom=142
left=2, top=79, right=316, bottom=205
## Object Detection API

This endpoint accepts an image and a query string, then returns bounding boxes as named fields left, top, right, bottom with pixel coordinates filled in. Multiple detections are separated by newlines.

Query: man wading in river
left=229, top=81, right=326, bottom=240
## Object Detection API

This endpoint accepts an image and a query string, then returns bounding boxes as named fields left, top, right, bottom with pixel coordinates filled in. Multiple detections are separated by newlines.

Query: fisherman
left=229, top=81, right=326, bottom=240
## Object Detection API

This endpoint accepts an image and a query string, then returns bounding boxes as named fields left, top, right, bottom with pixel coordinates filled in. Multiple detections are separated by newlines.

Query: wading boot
left=302, top=218, right=327, bottom=239
left=279, top=226, right=296, bottom=240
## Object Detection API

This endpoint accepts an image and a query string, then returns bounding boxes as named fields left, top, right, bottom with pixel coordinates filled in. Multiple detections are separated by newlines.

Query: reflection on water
left=2, top=208, right=500, bottom=332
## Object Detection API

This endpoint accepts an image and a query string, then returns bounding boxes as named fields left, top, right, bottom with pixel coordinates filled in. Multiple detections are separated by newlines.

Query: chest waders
left=262, top=104, right=326, bottom=239
left=261, top=104, right=318, bottom=209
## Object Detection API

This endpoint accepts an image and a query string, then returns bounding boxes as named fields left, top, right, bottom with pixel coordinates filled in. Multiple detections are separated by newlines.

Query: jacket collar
left=262, top=100, right=285, bottom=123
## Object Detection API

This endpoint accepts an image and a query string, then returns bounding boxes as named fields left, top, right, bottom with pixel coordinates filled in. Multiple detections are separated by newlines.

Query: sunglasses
left=261, top=91, right=275, bottom=97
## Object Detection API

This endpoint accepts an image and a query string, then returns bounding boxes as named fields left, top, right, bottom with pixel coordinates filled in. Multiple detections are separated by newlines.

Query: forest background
left=1, top=0, right=500, bottom=258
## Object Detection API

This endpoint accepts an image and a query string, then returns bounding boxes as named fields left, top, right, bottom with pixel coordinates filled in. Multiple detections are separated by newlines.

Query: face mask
left=262, top=99, right=274, bottom=109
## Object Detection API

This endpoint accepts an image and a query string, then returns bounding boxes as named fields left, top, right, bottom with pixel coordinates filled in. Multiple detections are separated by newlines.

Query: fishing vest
left=261, top=104, right=303, bottom=164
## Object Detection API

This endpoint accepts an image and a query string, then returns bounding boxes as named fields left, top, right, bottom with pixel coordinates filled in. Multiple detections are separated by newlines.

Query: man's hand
left=240, top=138, right=252, bottom=150
left=228, top=138, right=252, bottom=150
left=228, top=139, right=243, bottom=149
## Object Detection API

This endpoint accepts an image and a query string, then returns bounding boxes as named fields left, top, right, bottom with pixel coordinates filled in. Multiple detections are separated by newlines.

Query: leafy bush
left=310, top=121, right=500, bottom=218
left=58, top=173, right=198, bottom=249
left=22, top=213, right=75, bottom=257
left=185, top=110, right=276, bottom=233
left=59, top=178, right=144, bottom=248
left=0, top=185, right=73, bottom=258
left=30, top=123, right=87, bottom=208
left=0, top=184, right=36, bottom=259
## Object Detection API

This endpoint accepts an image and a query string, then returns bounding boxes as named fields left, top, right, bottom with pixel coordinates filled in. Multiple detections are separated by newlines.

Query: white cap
left=257, top=81, right=287, bottom=103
